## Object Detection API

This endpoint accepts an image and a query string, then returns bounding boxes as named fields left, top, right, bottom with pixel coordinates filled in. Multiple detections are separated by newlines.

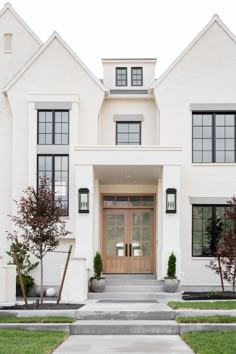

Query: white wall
left=100, top=99, right=157, bottom=145
left=155, top=21, right=236, bottom=286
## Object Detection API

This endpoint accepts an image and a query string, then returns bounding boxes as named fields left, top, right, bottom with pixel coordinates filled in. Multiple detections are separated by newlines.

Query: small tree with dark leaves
left=7, top=176, right=71, bottom=303
left=207, top=196, right=236, bottom=292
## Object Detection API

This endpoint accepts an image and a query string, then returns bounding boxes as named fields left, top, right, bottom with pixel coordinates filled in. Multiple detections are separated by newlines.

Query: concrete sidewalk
left=52, top=335, right=194, bottom=353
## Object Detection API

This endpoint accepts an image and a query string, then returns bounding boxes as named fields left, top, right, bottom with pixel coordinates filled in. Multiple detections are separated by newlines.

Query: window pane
left=226, top=139, right=234, bottom=150
left=216, top=151, right=225, bottom=162
left=45, top=135, right=52, bottom=144
left=129, top=134, right=139, bottom=143
left=203, top=127, right=212, bottom=138
left=226, top=151, right=234, bottom=162
left=193, top=151, right=202, bottom=163
left=193, top=115, right=202, bottom=126
left=129, top=124, right=140, bottom=133
left=216, top=139, right=225, bottom=150
left=117, top=124, right=128, bottom=133
left=216, top=127, right=225, bottom=138
left=203, top=115, right=212, bottom=126
left=225, top=115, right=234, bottom=126
left=215, top=115, right=225, bottom=126
left=39, top=112, right=45, bottom=122
left=193, top=127, right=202, bottom=138
left=203, top=139, right=212, bottom=150
left=117, top=133, right=129, bottom=143
left=226, top=127, right=234, bottom=138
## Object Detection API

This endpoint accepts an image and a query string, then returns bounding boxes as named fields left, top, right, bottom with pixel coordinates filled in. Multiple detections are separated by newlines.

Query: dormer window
left=131, top=67, right=143, bottom=86
left=116, top=67, right=127, bottom=86
left=4, top=33, right=12, bottom=52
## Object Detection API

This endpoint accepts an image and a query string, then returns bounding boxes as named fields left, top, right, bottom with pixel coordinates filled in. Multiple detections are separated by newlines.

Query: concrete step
left=71, top=320, right=179, bottom=335
left=104, top=274, right=157, bottom=280
left=88, top=292, right=182, bottom=301
left=104, top=285, right=164, bottom=292
left=77, top=310, right=174, bottom=321
left=105, top=279, right=164, bottom=286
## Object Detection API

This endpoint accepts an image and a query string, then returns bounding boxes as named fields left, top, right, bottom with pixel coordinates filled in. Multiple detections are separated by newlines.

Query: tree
left=7, top=176, right=71, bottom=303
left=207, top=196, right=236, bottom=292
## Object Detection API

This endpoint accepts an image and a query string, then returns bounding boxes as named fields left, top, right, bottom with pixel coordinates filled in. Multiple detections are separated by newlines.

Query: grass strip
left=176, top=315, right=236, bottom=323
left=0, top=316, right=75, bottom=323
left=168, top=301, right=236, bottom=310
left=0, top=329, right=68, bottom=354
left=182, top=330, right=236, bottom=354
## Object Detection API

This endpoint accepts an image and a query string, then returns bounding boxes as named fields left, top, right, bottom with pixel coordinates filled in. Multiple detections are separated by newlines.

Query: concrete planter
left=91, top=278, right=105, bottom=293
left=164, top=278, right=179, bottom=293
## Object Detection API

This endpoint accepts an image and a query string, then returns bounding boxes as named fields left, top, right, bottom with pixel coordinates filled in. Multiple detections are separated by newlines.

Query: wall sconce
left=78, top=188, right=89, bottom=213
left=166, top=188, right=177, bottom=213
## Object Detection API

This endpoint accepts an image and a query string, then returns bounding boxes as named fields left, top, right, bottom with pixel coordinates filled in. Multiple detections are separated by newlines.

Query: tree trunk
left=40, top=257, right=43, bottom=304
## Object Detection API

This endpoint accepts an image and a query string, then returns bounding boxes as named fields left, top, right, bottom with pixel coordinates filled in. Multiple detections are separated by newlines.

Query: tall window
left=192, top=205, right=231, bottom=257
left=192, top=113, right=235, bottom=163
left=116, top=67, right=127, bottom=86
left=37, top=155, right=69, bottom=216
left=38, top=110, right=69, bottom=145
left=131, top=67, right=143, bottom=86
left=116, top=122, right=141, bottom=145
left=4, top=33, right=12, bottom=52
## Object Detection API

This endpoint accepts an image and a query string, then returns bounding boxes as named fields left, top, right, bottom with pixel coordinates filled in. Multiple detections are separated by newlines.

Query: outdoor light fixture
left=166, top=188, right=177, bottom=213
left=78, top=188, right=89, bottom=213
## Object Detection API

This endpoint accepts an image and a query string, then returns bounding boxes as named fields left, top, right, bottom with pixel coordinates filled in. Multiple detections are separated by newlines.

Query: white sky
left=3, top=0, right=236, bottom=78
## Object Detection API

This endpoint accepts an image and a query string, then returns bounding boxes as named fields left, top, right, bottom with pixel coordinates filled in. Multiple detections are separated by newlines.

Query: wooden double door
left=103, top=209, right=154, bottom=273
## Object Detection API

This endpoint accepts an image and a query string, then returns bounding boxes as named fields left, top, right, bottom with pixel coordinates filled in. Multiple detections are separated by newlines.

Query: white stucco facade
left=1, top=4, right=236, bottom=299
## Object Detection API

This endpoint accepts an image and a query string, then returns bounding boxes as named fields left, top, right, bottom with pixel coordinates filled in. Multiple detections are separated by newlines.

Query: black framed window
left=192, top=112, right=235, bottom=163
left=131, top=67, right=143, bottom=86
left=116, top=67, right=127, bottom=86
left=116, top=122, right=141, bottom=145
left=38, top=110, right=69, bottom=145
left=37, top=155, right=69, bottom=216
left=192, top=205, right=232, bottom=257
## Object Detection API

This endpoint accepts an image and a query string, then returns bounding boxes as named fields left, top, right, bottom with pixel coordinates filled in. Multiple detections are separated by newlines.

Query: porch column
left=75, top=165, right=94, bottom=273
left=161, top=165, right=181, bottom=278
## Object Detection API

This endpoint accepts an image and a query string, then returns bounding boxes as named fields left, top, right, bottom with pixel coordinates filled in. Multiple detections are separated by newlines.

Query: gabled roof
left=2, top=31, right=108, bottom=93
left=0, top=2, right=42, bottom=45
left=151, top=14, right=236, bottom=89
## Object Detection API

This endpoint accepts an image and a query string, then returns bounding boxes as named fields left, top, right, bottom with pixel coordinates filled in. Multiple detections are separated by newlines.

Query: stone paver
left=52, top=335, right=193, bottom=353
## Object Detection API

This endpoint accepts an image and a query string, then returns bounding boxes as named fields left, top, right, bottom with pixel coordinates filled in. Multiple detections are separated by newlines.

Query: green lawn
left=182, top=330, right=236, bottom=354
left=168, top=301, right=236, bottom=310
left=0, top=329, right=68, bottom=354
left=0, top=316, right=75, bottom=323
left=177, top=315, right=236, bottom=323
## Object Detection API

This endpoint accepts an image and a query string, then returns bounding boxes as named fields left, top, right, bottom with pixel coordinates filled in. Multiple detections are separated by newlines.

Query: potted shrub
left=164, top=252, right=179, bottom=293
left=91, top=252, right=105, bottom=293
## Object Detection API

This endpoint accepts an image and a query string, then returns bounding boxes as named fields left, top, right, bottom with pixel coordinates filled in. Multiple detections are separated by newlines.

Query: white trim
left=0, top=3, right=42, bottom=45
left=74, top=145, right=182, bottom=152
left=190, top=197, right=230, bottom=204
left=190, top=103, right=236, bottom=111
left=113, top=114, right=144, bottom=122
left=151, top=15, right=236, bottom=89
left=2, top=31, right=108, bottom=93
left=35, top=102, right=72, bottom=110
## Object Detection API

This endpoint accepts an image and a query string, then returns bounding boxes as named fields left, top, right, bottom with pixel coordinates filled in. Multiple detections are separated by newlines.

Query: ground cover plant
left=0, top=316, right=75, bottom=323
left=176, top=315, right=236, bottom=323
left=182, top=330, right=236, bottom=354
left=168, top=301, right=236, bottom=310
left=0, top=329, right=68, bottom=354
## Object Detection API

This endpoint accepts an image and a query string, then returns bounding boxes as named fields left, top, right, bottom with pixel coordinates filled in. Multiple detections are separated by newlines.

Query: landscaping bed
left=168, top=301, right=236, bottom=310
left=1, top=303, right=84, bottom=310
left=176, top=316, right=236, bottom=323
left=183, top=291, right=236, bottom=300
left=0, top=316, right=75, bottom=323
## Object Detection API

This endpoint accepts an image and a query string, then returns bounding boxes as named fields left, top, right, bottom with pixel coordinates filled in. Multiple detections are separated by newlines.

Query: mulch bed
left=183, top=291, right=236, bottom=300
left=0, top=303, right=84, bottom=310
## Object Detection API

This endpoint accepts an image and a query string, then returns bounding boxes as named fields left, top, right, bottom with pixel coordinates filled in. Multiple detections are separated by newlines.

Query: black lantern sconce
left=78, top=188, right=89, bottom=213
left=166, top=188, right=177, bottom=213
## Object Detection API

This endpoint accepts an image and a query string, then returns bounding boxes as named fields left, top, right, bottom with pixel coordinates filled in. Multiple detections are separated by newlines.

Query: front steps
left=88, top=274, right=182, bottom=301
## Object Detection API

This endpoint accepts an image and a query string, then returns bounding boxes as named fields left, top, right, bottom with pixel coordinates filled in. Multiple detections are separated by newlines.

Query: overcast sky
left=3, top=0, right=236, bottom=78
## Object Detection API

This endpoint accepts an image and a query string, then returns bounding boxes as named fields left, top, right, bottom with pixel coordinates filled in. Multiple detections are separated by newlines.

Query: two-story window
left=192, top=205, right=231, bottom=257
left=38, top=110, right=69, bottom=145
left=115, top=67, right=143, bottom=87
left=116, top=122, right=141, bottom=145
left=192, top=112, right=235, bottom=163
left=37, top=109, right=70, bottom=216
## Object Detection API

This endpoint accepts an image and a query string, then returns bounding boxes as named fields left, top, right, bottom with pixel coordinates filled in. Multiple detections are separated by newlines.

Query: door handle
left=129, top=244, right=132, bottom=257
left=125, top=244, right=128, bottom=257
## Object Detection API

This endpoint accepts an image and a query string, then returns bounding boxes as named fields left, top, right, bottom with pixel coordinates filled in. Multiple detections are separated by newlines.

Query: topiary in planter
left=91, top=252, right=105, bottom=293
left=164, top=252, right=179, bottom=293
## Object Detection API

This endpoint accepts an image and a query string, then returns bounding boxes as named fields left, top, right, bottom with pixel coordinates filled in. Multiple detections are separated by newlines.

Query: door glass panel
left=142, top=227, right=150, bottom=241
left=106, top=226, right=115, bottom=241
left=132, top=213, right=141, bottom=226
left=116, top=242, right=124, bottom=256
left=132, top=227, right=141, bottom=241
left=106, top=243, right=116, bottom=256
left=142, top=243, right=151, bottom=256
left=142, top=212, right=151, bottom=225
left=116, top=227, right=125, bottom=241
left=116, top=214, right=124, bottom=226
left=132, top=242, right=141, bottom=256
left=105, top=212, right=125, bottom=257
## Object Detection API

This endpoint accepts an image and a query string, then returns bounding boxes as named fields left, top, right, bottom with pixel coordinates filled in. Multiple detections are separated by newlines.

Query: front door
left=103, top=209, right=154, bottom=273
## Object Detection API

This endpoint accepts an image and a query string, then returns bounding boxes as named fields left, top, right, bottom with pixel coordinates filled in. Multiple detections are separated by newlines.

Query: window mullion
left=212, top=113, right=215, bottom=163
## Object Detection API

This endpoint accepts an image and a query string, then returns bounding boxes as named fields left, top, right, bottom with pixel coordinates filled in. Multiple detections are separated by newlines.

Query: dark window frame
left=192, top=204, right=231, bottom=257
left=131, top=67, right=143, bottom=86
left=116, top=67, right=127, bottom=87
left=116, top=121, right=141, bottom=145
left=37, top=154, right=69, bottom=216
left=192, top=111, right=236, bottom=163
left=37, top=110, right=70, bottom=145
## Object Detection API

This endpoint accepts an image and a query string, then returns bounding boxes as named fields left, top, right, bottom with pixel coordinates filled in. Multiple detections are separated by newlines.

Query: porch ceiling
left=94, top=165, right=162, bottom=185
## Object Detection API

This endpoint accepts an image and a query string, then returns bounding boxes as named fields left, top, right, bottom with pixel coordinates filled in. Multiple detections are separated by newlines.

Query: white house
left=1, top=3, right=236, bottom=300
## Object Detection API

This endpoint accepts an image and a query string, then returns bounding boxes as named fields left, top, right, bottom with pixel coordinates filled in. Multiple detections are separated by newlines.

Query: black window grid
left=192, top=204, right=231, bottom=257
left=37, top=110, right=69, bottom=145
left=116, top=67, right=127, bottom=86
left=37, top=154, right=69, bottom=216
left=116, top=121, right=141, bottom=145
left=192, top=112, right=236, bottom=163
left=131, top=67, right=143, bottom=86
